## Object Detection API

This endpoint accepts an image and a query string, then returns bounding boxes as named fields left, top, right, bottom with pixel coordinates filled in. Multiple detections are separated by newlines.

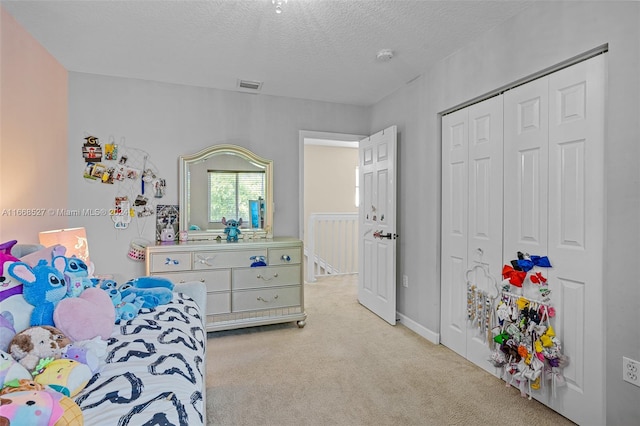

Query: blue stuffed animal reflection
left=222, top=217, right=243, bottom=242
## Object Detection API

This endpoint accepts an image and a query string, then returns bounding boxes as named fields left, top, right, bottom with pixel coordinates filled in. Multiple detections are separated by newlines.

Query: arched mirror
left=179, top=144, right=273, bottom=240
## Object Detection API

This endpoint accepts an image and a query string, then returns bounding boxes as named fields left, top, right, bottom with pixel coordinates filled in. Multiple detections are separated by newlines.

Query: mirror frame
left=179, top=144, right=273, bottom=240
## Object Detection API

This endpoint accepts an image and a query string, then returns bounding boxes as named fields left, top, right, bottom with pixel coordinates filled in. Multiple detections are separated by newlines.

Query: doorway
left=298, top=130, right=364, bottom=282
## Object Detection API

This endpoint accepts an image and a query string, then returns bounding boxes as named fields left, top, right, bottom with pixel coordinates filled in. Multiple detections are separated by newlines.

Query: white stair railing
left=306, top=213, right=358, bottom=283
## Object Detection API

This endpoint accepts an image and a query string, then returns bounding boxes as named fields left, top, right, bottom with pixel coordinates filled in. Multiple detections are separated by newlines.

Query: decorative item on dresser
left=145, top=237, right=306, bottom=331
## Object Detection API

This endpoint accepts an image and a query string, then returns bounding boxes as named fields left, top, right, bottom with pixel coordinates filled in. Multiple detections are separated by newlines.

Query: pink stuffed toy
left=53, top=287, right=115, bottom=341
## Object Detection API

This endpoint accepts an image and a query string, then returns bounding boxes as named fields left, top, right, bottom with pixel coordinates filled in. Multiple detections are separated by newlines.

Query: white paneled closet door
left=503, top=54, right=605, bottom=425
left=440, top=96, right=504, bottom=376
left=442, top=54, right=605, bottom=425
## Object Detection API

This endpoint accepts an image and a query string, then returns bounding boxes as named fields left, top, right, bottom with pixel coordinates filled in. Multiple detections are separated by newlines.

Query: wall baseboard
left=396, top=312, right=439, bottom=345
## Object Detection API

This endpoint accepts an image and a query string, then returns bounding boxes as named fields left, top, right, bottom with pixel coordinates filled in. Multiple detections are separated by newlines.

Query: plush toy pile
left=0, top=239, right=175, bottom=425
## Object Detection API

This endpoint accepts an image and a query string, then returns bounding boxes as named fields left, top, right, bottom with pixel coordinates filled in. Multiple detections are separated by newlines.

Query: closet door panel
left=503, top=77, right=549, bottom=284
left=547, top=55, right=605, bottom=425
left=466, top=96, right=503, bottom=375
left=440, top=108, right=468, bottom=355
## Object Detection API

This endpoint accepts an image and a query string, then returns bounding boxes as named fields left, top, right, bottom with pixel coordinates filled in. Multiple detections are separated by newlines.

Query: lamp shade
left=39, top=227, right=90, bottom=263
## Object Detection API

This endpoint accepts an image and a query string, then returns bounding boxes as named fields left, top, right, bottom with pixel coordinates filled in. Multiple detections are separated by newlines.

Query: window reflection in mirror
left=207, top=170, right=265, bottom=226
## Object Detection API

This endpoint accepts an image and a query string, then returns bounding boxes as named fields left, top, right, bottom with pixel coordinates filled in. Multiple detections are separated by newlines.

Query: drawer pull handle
left=165, top=257, right=180, bottom=265
left=281, top=254, right=291, bottom=262
left=196, top=255, right=216, bottom=266
left=178, top=279, right=206, bottom=283
left=257, top=294, right=279, bottom=303
left=256, top=273, right=278, bottom=281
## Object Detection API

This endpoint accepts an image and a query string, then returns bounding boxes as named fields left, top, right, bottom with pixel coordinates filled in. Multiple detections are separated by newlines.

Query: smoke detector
left=376, top=49, right=394, bottom=62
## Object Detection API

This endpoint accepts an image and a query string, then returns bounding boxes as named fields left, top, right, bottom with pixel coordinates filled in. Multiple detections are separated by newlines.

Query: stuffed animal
left=0, top=350, right=31, bottom=388
left=0, top=312, right=15, bottom=353
left=8, top=326, right=70, bottom=371
left=0, top=378, right=44, bottom=395
left=62, top=344, right=100, bottom=373
left=0, top=386, right=83, bottom=426
left=118, top=276, right=175, bottom=309
left=8, top=256, right=67, bottom=327
left=104, top=288, right=145, bottom=323
left=53, top=287, right=115, bottom=342
left=222, top=217, right=243, bottom=241
left=0, top=240, right=33, bottom=335
left=62, top=256, right=94, bottom=297
left=34, top=358, right=92, bottom=397
left=0, top=389, right=64, bottom=425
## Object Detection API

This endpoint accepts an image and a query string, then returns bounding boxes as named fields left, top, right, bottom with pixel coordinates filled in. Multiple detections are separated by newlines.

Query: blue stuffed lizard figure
left=118, top=276, right=174, bottom=309
left=222, top=217, right=243, bottom=242
left=103, top=287, right=145, bottom=324
left=7, top=256, right=67, bottom=326
left=62, top=256, right=95, bottom=297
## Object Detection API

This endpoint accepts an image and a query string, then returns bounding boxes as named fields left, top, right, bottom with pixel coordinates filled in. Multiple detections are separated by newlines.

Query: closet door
left=503, top=77, right=549, bottom=303
left=503, top=55, right=605, bottom=425
left=440, top=96, right=503, bottom=376
left=440, top=108, right=469, bottom=357
left=465, top=96, right=503, bottom=370
left=546, top=55, right=605, bottom=425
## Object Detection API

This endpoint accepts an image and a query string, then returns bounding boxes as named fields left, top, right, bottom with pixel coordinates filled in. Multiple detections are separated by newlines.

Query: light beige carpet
left=205, top=275, right=574, bottom=426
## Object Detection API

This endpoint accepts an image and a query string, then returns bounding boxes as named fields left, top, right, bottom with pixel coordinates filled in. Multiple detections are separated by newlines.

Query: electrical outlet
left=402, top=275, right=409, bottom=288
left=623, top=357, right=640, bottom=387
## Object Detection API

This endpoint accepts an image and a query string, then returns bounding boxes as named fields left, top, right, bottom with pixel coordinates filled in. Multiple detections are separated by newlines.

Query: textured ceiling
left=2, top=0, right=533, bottom=106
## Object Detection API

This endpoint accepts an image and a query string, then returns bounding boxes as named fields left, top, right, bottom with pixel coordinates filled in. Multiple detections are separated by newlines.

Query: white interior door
left=358, top=125, right=397, bottom=325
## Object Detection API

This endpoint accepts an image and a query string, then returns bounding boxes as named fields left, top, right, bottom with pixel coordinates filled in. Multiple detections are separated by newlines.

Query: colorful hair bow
left=517, top=255, right=552, bottom=272
left=530, top=272, right=547, bottom=284
left=502, top=265, right=526, bottom=287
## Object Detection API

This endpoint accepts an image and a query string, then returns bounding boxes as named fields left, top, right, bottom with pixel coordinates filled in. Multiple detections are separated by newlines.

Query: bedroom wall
left=370, top=2, right=640, bottom=423
left=0, top=7, right=68, bottom=243
left=66, top=72, right=370, bottom=281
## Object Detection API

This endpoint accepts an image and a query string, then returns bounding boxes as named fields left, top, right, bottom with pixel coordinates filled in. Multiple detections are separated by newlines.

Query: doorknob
left=373, top=230, right=398, bottom=240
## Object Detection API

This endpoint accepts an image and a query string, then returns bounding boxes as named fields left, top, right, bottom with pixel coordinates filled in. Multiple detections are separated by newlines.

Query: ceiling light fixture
left=376, top=49, right=394, bottom=62
left=272, top=0, right=288, bottom=14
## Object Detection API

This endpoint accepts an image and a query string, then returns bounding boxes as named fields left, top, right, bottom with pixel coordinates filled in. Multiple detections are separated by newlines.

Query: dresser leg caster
left=297, top=320, right=306, bottom=328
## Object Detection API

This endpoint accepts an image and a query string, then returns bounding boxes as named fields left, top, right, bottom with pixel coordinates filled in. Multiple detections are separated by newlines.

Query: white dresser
left=145, top=237, right=306, bottom=332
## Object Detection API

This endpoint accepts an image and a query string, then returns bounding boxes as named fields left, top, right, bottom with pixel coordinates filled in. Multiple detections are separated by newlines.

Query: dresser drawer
left=233, top=265, right=301, bottom=290
left=232, top=286, right=300, bottom=312
left=193, top=249, right=267, bottom=270
left=268, top=247, right=302, bottom=265
left=207, top=292, right=231, bottom=315
left=149, top=253, right=191, bottom=272
left=153, top=270, right=231, bottom=292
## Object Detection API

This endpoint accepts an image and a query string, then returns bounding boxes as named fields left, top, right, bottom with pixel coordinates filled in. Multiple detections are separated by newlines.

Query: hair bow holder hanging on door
left=465, top=250, right=500, bottom=345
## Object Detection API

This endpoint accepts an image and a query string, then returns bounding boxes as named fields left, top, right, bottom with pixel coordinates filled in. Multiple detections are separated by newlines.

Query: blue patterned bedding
left=74, top=292, right=206, bottom=425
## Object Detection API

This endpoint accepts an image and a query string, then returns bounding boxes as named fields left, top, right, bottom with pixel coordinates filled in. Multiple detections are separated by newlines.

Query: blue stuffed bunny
left=8, top=256, right=67, bottom=326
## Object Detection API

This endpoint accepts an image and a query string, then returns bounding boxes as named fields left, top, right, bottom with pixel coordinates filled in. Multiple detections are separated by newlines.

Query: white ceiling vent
left=237, top=79, right=263, bottom=92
